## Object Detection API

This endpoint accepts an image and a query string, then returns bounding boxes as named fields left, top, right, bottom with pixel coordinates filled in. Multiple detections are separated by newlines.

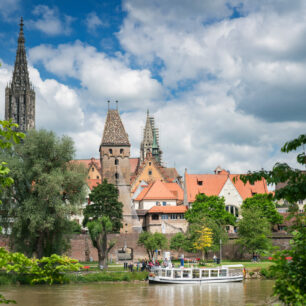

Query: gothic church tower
left=5, top=18, right=35, bottom=132
left=99, top=105, right=134, bottom=232
left=140, top=110, right=162, bottom=163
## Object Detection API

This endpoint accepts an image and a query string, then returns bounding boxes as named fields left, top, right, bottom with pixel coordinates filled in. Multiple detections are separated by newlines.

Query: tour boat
left=148, top=264, right=244, bottom=284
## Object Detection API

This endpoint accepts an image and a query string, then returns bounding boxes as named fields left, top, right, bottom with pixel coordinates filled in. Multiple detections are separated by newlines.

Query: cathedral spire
left=140, top=110, right=162, bottom=163
left=5, top=17, right=35, bottom=132
left=12, top=17, right=31, bottom=90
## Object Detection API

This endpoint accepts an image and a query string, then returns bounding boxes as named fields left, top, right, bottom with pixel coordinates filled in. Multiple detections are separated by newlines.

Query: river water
left=1, top=279, right=275, bottom=306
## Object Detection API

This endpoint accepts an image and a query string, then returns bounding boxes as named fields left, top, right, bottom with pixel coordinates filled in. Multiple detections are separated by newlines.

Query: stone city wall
left=0, top=232, right=292, bottom=262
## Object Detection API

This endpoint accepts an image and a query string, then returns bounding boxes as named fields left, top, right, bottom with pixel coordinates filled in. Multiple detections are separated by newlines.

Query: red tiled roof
left=87, top=179, right=100, bottom=190
left=148, top=205, right=187, bottom=213
left=130, top=158, right=140, bottom=174
left=186, top=170, right=268, bottom=202
left=229, top=174, right=268, bottom=200
left=165, top=183, right=184, bottom=201
left=186, top=174, right=228, bottom=202
left=135, top=181, right=183, bottom=201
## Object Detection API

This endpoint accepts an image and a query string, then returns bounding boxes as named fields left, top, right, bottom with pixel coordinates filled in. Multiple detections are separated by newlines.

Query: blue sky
left=0, top=0, right=305, bottom=176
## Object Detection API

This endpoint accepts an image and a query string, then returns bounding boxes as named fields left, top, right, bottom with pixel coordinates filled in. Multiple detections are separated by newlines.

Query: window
left=170, top=214, right=177, bottom=220
left=148, top=170, right=152, bottom=175
left=92, top=167, right=94, bottom=172
left=152, top=214, right=159, bottom=220
left=183, top=270, right=190, bottom=278
left=115, top=159, right=119, bottom=165
left=178, top=214, right=184, bottom=219
left=211, top=270, right=218, bottom=277
left=115, top=173, right=119, bottom=179
left=156, top=201, right=160, bottom=206
left=219, top=270, right=227, bottom=277
left=96, top=176, right=100, bottom=179
left=197, top=180, right=203, bottom=186
left=120, top=149, right=124, bottom=154
left=162, top=201, right=166, bottom=206
left=161, top=214, right=168, bottom=219
left=226, top=205, right=239, bottom=218
left=192, top=269, right=200, bottom=279
left=202, top=270, right=209, bottom=278
left=109, top=149, right=113, bottom=154
left=174, top=270, right=181, bottom=278
left=149, top=162, right=151, bottom=166
left=298, top=200, right=303, bottom=204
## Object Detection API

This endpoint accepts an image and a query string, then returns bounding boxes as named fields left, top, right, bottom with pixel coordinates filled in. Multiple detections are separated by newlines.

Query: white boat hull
left=149, top=276, right=243, bottom=284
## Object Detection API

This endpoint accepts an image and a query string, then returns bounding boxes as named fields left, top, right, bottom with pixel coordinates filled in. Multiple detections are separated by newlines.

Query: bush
left=260, top=268, right=275, bottom=279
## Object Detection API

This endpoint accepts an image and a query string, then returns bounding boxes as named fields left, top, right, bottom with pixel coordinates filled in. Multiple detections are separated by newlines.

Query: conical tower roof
left=11, top=17, right=31, bottom=90
left=101, top=109, right=130, bottom=146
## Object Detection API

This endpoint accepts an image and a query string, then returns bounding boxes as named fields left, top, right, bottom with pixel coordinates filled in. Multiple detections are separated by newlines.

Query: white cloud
left=0, top=0, right=20, bottom=20
left=85, top=12, right=106, bottom=33
left=29, top=41, right=164, bottom=111
left=29, top=5, right=74, bottom=36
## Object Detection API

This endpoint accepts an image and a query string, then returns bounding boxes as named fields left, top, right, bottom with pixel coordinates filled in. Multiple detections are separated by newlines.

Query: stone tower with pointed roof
left=140, top=110, right=162, bottom=163
left=99, top=105, right=133, bottom=232
left=5, top=17, right=35, bottom=132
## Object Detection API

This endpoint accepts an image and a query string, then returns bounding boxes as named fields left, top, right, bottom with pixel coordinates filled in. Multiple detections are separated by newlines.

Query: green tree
left=138, top=231, right=168, bottom=260
left=0, top=129, right=87, bottom=258
left=236, top=208, right=272, bottom=258
left=270, top=228, right=306, bottom=305
left=170, top=232, right=187, bottom=254
left=185, top=194, right=235, bottom=251
left=242, top=194, right=283, bottom=226
left=83, top=179, right=123, bottom=269
left=240, top=134, right=305, bottom=304
left=0, top=120, right=24, bottom=305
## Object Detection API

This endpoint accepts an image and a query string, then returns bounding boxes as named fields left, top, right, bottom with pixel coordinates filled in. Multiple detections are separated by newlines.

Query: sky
left=0, top=0, right=305, bottom=176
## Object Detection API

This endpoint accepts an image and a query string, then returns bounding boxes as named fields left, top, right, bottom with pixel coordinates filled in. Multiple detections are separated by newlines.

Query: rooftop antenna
left=116, top=100, right=118, bottom=110
left=107, top=100, right=110, bottom=110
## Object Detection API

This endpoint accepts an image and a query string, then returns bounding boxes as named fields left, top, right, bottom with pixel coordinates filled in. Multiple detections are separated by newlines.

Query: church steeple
left=140, top=110, right=162, bottom=163
left=5, top=17, right=35, bottom=132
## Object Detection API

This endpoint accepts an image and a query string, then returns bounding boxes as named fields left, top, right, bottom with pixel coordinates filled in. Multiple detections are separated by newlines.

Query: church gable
left=131, top=157, right=165, bottom=193
left=219, top=177, right=243, bottom=207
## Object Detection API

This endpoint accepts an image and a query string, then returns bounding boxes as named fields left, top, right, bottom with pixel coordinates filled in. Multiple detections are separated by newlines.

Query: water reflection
left=1, top=280, right=274, bottom=306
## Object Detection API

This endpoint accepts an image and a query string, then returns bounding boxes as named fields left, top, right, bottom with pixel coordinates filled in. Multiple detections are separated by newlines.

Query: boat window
left=192, top=269, right=200, bottom=278
left=174, top=270, right=182, bottom=278
left=183, top=270, right=190, bottom=278
left=162, top=269, right=166, bottom=277
left=157, top=269, right=162, bottom=276
left=211, top=270, right=218, bottom=277
left=166, top=270, right=172, bottom=277
left=219, top=269, right=227, bottom=277
left=202, top=270, right=209, bottom=278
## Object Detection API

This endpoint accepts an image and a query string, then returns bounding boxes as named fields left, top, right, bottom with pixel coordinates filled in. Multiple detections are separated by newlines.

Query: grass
left=66, top=271, right=148, bottom=283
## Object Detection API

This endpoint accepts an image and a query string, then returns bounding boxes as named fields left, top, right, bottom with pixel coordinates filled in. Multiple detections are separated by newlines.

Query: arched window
left=109, top=149, right=113, bottom=154
left=148, top=170, right=152, bottom=175
left=120, top=149, right=124, bottom=154
left=115, top=159, right=119, bottom=165
left=226, top=205, right=239, bottom=218
left=115, top=173, right=119, bottom=179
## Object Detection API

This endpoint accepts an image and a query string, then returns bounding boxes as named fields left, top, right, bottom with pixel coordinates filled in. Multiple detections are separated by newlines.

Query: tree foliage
left=0, top=247, right=81, bottom=285
left=242, top=194, right=283, bottom=226
left=239, top=134, right=305, bottom=304
left=83, top=179, right=123, bottom=268
left=137, top=231, right=168, bottom=260
left=236, top=208, right=272, bottom=257
left=185, top=194, right=235, bottom=251
left=270, top=229, right=306, bottom=305
left=0, top=129, right=87, bottom=258
left=193, top=226, right=213, bottom=260
left=170, top=232, right=187, bottom=254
